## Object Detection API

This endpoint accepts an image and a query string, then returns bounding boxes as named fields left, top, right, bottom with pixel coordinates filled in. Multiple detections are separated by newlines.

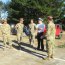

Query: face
left=47, top=16, right=53, bottom=23
left=38, top=20, right=42, bottom=24
left=4, top=21, right=7, bottom=24
left=20, top=20, right=23, bottom=24
left=31, top=19, right=34, bottom=23
left=47, top=19, right=50, bottom=23
left=47, top=18, right=53, bottom=23
left=19, top=18, right=24, bottom=24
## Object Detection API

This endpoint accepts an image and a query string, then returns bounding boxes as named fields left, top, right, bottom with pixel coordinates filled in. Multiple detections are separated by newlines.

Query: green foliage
left=57, top=44, right=65, bottom=48
left=0, top=1, right=4, bottom=19
left=8, top=0, right=65, bottom=24
left=0, top=1, right=3, bottom=9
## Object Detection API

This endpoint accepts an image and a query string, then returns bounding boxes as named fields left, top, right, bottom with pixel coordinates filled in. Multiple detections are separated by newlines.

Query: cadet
left=29, top=19, right=36, bottom=46
left=1, top=19, right=12, bottom=49
left=46, top=16, right=56, bottom=59
left=15, top=18, right=24, bottom=48
left=36, top=18, right=45, bottom=51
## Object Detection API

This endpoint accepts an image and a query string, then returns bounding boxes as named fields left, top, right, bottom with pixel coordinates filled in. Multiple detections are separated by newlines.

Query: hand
left=41, top=36, right=43, bottom=39
left=45, top=35, right=47, bottom=37
left=47, top=37, right=50, bottom=41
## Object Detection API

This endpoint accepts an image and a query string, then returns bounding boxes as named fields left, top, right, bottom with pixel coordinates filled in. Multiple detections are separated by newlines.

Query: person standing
left=29, top=19, right=36, bottom=47
left=1, top=19, right=12, bottom=50
left=15, top=18, right=24, bottom=48
left=36, top=18, right=45, bottom=51
left=46, top=16, right=56, bottom=59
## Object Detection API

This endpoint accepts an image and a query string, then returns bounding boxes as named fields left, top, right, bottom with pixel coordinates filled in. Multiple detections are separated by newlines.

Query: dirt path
left=0, top=32, right=65, bottom=65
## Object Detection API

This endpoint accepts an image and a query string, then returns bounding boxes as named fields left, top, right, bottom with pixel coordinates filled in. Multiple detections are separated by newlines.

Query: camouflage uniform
left=47, top=21, right=55, bottom=58
left=29, top=23, right=36, bottom=46
left=16, top=23, right=24, bottom=44
left=1, top=23, right=12, bottom=49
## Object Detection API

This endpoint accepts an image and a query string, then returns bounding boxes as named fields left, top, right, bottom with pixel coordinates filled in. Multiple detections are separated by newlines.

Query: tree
left=0, top=1, right=10, bottom=20
left=8, top=0, right=65, bottom=24
left=0, top=1, right=4, bottom=19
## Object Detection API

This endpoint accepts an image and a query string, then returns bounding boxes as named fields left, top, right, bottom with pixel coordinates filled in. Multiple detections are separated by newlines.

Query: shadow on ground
left=12, top=40, right=46, bottom=59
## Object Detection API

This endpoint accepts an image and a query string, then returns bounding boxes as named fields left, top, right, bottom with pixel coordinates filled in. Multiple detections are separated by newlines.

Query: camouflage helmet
left=2, top=19, right=7, bottom=23
left=48, top=16, right=53, bottom=20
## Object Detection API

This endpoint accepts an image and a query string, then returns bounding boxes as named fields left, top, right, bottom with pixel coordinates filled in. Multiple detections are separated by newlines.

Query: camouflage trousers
left=29, top=33, right=35, bottom=46
left=3, top=34, right=12, bottom=48
left=17, top=33, right=23, bottom=43
left=47, top=40, right=55, bottom=58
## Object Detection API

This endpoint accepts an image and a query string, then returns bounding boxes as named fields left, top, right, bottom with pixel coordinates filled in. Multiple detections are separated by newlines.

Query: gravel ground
left=0, top=32, right=65, bottom=65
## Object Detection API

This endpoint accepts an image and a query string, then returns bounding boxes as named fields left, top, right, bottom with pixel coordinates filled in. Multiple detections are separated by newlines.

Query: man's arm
left=15, top=24, right=18, bottom=30
left=47, top=24, right=51, bottom=40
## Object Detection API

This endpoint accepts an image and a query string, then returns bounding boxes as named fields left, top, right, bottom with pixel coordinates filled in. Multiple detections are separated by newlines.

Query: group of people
left=0, top=16, right=56, bottom=60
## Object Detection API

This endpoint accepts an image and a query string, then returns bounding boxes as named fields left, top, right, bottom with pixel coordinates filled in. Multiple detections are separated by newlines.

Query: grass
left=57, top=44, right=65, bottom=48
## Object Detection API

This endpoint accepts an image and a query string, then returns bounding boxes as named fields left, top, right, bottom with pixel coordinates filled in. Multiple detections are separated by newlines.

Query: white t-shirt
left=36, top=23, right=45, bottom=33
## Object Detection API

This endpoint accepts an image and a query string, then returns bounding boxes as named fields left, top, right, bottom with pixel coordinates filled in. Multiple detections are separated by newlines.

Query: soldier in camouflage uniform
left=1, top=19, right=12, bottom=49
left=46, top=16, right=56, bottom=59
left=15, top=18, right=24, bottom=48
left=29, top=19, right=36, bottom=46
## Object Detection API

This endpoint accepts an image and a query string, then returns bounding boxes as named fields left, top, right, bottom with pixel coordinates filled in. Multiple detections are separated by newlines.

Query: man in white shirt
left=36, top=18, right=45, bottom=51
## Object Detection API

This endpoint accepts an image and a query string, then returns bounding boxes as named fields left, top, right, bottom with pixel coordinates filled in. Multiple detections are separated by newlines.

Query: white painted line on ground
left=54, top=58, right=65, bottom=62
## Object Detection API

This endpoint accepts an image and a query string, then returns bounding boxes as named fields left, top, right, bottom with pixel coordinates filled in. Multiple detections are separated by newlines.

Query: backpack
left=23, top=26, right=31, bottom=36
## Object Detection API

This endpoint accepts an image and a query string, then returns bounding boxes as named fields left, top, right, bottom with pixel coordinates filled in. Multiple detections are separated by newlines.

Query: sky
left=0, top=0, right=11, bottom=3
left=0, top=0, right=11, bottom=19
left=1, top=11, right=8, bottom=19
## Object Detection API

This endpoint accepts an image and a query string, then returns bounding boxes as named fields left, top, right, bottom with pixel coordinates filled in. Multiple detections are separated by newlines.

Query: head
left=19, top=18, right=24, bottom=24
left=2, top=19, right=7, bottom=24
left=38, top=18, right=43, bottom=24
left=30, top=19, right=34, bottom=24
left=47, top=16, right=53, bottom=23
